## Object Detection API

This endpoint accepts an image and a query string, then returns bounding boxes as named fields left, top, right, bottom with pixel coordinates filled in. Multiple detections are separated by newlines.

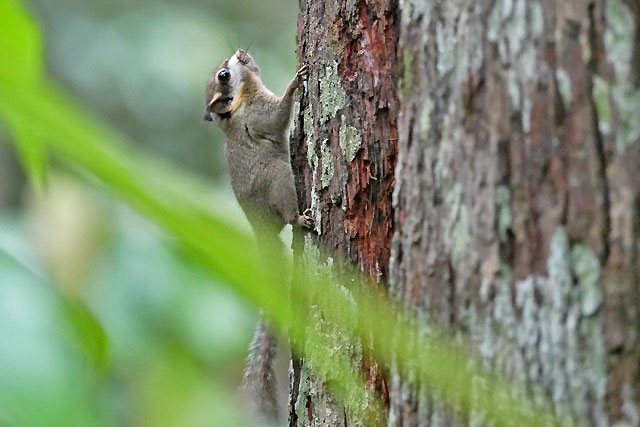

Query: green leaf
left=58, top=297, right=110, bottom=375
left=7, top=122, right=47, bottom=191
left=0, top=0, right=47, bottom=190
left=0, top=249, right=110, bottom=375
left=0, top=0, right=42, bottom=86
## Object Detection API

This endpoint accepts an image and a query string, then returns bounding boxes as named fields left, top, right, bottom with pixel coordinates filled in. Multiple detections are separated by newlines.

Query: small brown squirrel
left=204, top=49, right=311, bottom=421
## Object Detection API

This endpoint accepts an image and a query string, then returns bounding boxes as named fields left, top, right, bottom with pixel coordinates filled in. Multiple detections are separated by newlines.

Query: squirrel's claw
left=292, top=65, right=309, bottom=89
left=298, top=208, right=314, bottom=229
left=297, top=64, right=309, bottom=79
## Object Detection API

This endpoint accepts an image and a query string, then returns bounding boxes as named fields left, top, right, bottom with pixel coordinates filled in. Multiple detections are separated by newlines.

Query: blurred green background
left=0, top=0, right=298, bottom=425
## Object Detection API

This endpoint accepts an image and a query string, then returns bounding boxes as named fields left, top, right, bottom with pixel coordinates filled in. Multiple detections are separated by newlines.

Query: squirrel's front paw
left=292, top=65, right=309, bottom=89
left=297, top=208, right=314, bottom=229
left=297, top=64, right=309, bottom=80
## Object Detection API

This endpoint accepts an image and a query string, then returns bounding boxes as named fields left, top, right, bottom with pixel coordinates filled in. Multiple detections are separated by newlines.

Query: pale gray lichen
left=339, top=120, right=361, bottom=165
left=399, top=0, right=432, bottom=23
left=320, top=138, right=334, bottom=188
left=519, top=42, right=538, bottom=82
left=486, top=1, right=502, bottom=43
left=436, top=20, right=455, bottom=76
left=544, top=228, right=606, bottom=422
left=507, top=70, right=522, bottom=109
left=471, top=227, right=607, bottom=424
left=465, top=5, right=486, bottom=77
left=343, top=0, right=359, bottom=25
left=444, top=183, right=470, bottom=262
left=547, top=227, right=572, bottom=308
left=305, top=153, right=322, bottom=234
left=570, top=244, right=603, bottom=317
left=296, top=363, right=343, bottom=426
left=434, top=2, right=484, bottom=84
left=496, top=185, right=512, bottom=242
left=303, top=100, right=314, bottom=142
left=612, top=85, right=640, bottom=153
left=303, top=102, right=323, bottom=234
left=438, top=112, right=455, bottom=181
left=488, top=0, right=542, bottom=137
left=306, top=141, right=318, bottom=170
left=621, top=383, right=640, bottom=426
left=419, top=99, right=433, bottom=141
left=289, top=100, right=301, bottom=141
left=309, top=184, right=322, bottom=235
left=492, top=264, right=516, bottom=339
left=602, top=0, right=640, bottom=152
left=529, top=2, right=544, bottom=38
left=604, top=0, right=635, bottom=80
left=305, top=102, right=317, bottom=169
left=555, top=68, right=572, bottom=109
left=495, top=0, right=528, bottom=66
left=319, top=62, right=346, bottom=123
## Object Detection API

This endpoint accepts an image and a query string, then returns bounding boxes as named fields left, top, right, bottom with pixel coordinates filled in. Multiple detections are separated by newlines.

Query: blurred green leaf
left=0, top=0, right=42, bottom=86
left=0, top=0, right=47, bottom=190
left=0, top=249, right=109, bottom=375
left=0, top=250, right=106, bottom=426
left=59, top=297, right=110, bottom=374
left=7, top=124, right=47, bottom=192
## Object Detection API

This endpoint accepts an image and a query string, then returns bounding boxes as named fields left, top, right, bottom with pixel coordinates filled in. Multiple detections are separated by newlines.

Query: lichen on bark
left=289, top=0, right=399, bottom=425
left=390, top=0, right=639, bottom=425
left=290, top=0, right=639, bottom=425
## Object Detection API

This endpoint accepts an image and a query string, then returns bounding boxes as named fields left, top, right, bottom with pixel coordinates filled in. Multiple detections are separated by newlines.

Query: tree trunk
left=289, top=0, right=398, bottom=425
left=290, top=0, right=640, bottom=426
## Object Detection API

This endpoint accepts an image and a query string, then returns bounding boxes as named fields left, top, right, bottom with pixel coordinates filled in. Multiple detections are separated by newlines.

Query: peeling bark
left=290, top=0, right=639, bottom=426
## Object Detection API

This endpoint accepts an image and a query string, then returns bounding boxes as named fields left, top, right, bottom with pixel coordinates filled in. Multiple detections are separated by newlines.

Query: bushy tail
left=244, top=315, right=279, bottom=422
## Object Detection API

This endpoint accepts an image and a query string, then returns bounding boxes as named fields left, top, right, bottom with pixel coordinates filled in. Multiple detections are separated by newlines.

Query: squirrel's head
left=204, top=49, right=260, bottom=121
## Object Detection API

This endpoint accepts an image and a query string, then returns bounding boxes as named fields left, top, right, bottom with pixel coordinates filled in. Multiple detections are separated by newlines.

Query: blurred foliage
left=0, top=0, right=565, bottom=426
left=0, top=199, right=255, bottom=426
left=0, top=0, right=293, bottom=425
left=27, top=0, right=299, bottom=179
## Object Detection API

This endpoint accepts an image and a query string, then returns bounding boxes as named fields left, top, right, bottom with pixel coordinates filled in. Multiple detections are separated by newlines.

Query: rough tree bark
left=289, top=0, right=639, bottom=426
left=289, top=0, right=398, bottom=425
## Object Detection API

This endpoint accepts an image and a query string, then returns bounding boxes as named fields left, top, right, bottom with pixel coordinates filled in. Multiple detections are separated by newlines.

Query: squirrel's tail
left=244, top=315, right=279, bottom=422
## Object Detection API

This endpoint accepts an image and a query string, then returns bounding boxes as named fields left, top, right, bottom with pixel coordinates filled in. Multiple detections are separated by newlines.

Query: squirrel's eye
left=217, top=69, right=230, bottom=84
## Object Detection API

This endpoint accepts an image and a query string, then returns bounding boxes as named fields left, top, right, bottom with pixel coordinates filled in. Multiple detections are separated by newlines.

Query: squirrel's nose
left=203, top=112, right=213, bottom=122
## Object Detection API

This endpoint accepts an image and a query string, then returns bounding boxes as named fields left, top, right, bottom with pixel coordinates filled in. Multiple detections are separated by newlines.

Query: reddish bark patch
left=293, top=0, right=399, bottom=410
left=336, top=0, right=398, bottom=279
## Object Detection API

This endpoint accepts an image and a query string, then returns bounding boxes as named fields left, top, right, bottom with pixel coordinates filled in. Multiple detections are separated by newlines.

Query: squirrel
left=204, top=49, right=312, bottom=422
